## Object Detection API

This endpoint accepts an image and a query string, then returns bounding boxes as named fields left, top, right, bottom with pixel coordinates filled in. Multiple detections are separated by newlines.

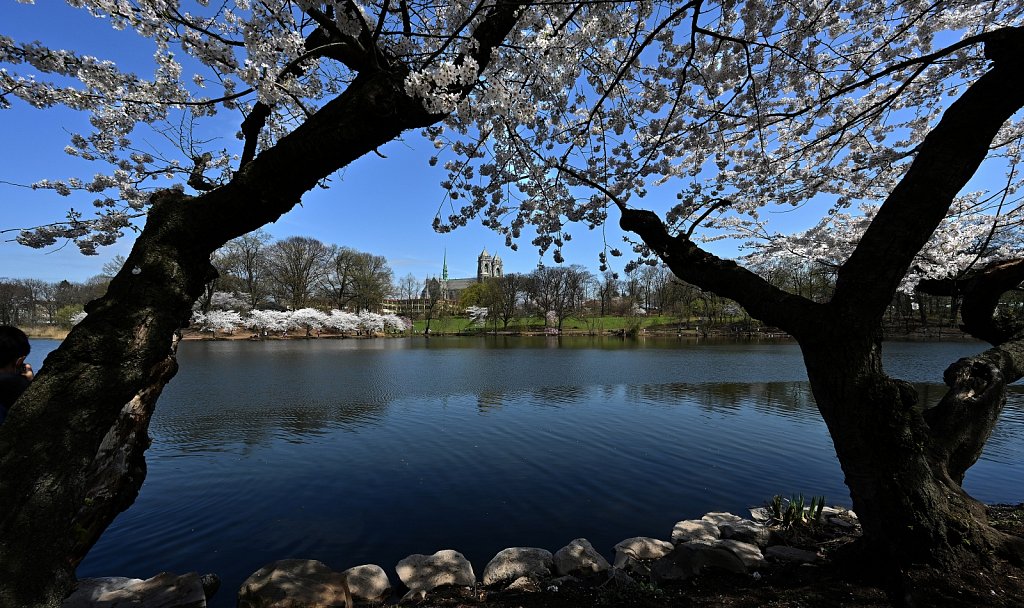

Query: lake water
left=26, top=337, right=1024, bottom=606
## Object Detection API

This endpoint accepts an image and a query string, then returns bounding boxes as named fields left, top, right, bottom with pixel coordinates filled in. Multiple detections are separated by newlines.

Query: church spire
left=442, top=249, right=449, bottom=281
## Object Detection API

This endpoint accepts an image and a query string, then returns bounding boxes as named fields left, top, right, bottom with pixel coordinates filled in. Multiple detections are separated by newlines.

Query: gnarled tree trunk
left=620, top=26, right=1024, bottom=596
left=803, top=333, right=1024, bottom=574
left=0, top=4, right=524, bottom=605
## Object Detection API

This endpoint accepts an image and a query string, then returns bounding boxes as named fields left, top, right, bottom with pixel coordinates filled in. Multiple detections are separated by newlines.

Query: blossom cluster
left=190, top=307, right=411, bottom=335
left=743, top=197, right=1024, bottom=293
left=4, top=0, right=1024, bottom=276
left=428, top=0, right=1024, bottom=271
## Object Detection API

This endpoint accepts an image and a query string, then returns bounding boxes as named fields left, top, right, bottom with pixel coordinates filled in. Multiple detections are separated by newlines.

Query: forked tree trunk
left=617, top=27, right=1024, bottom=597
left=803, top=334, right=1024, bottom=578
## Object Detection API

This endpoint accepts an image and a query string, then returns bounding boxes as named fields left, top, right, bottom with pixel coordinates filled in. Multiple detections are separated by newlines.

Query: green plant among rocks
left=594, top=579, right=665, bottom=607
left=767, top=494, right=826, bottom=529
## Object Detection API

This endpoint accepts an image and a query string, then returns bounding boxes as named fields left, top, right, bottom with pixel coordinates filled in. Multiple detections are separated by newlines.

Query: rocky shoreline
left=62, top=505, right=862, bottom=607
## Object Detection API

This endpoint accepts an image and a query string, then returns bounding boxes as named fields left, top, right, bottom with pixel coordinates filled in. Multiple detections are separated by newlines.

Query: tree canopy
left=7, top=1, right=1019, bottom=268
left=3, top=1, right=1024, bottom=605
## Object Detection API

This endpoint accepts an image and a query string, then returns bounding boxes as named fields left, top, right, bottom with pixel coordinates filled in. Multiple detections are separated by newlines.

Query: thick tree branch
left=303, top=5, right=394, bottom=73
left=959, top=259, right=1024, bottom=346
left=67, top=348, right=180, bottom=565
left=618, top=207, right=822, bottom=337
left=918, top=258, right=1024, bottom=346
left=919, top=259, right=1024, bottom=484
left=239, top=3, right=402, bottom=169
left=238, top=0, right=521, bottom=172
left=239, top=102, right=273, bottom=167
left=832, top=27, right=1024, bottom=324
left=924, top=338, right=1024, bottom=485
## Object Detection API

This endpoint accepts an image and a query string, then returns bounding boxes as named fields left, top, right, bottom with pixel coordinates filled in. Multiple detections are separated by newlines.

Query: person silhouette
left=0, top=325, right=33, bottom=425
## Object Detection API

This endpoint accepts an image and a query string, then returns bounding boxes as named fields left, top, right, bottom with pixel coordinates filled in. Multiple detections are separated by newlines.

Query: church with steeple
left=422, top=248, right=504, bottom=304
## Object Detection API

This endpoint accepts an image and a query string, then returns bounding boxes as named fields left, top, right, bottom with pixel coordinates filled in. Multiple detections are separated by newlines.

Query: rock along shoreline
left=62, top=505, right=861, bottom=607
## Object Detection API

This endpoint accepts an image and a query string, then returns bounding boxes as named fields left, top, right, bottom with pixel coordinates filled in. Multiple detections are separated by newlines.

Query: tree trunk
left=802, top=335, right=1024, bottom=580
left=0, top=193, right=218, bottom=606
left=0, top=4, right=525, bottom=603
left=617, top=28, right=1024, bottom=596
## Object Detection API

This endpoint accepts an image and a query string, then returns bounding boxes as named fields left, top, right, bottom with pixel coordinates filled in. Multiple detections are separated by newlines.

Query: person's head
left=0, top=326, right=30, bottom=369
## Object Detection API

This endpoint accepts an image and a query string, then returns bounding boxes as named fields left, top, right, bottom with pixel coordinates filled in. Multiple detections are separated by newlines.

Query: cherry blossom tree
left=347, top=311, right=407, bottom=333
left=326, top=308, right=360, bottom=334
left=3, top=0, right=1024, bottom=604
left=191, top=309, right=244, bottom=335
left=745, top=201, right=1024, bottom=295
left=207, top=291, right=251, bottom=312
left=288, top=307, right=330, bottom=336
left=426, top=0, right=1024, bottom=598
left=0, top=1, right=531, bottom=600
left=465, top=304, right=489, bottom=326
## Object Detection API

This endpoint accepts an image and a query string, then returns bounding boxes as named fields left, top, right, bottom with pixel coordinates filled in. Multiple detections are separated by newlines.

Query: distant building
left=424, top=248, right=503, bottom=304
left=382, top=249, right=503, bottom=315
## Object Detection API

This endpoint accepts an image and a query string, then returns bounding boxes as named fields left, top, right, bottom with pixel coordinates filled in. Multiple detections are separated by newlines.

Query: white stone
left=651, top=543, right=746, bottom=582
left=553, top=538, right=610, bottom=576
left=749, top=507, right=771, bottom=523
left=820, top=506, right=848, bottom=517
left=64, top=578, right=145, bottom=605
left=396, top=549, right=475, bottom=593
left=719, top=519, right=770, bottom=548
left=341, top=564, right=390, bottom=603
left=64, top=573, right=207, bottom=608
left=482, top=547, right=553, bottom=586
left=612, top=536, right=674, bottom=568
left=713, top=539, right=767, bottom=570
left=701, top=512, right=744, bottom=527
left=505, top=576, right=542, bottom=592
left=671, top=519, right=720, bottom=544
left=237, top=560, right=350, bottom=608
left=829, top=516, right=857, bottom=529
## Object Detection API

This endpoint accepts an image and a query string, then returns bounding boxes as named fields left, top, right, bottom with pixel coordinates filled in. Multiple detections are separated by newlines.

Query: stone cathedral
left=423, top=248, right=504, bottom=303
left=475, top=247, right=504, bottom=281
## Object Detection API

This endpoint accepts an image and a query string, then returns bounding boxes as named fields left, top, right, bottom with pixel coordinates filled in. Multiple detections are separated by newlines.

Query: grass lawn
left=411, top=315, right=689, bottom=334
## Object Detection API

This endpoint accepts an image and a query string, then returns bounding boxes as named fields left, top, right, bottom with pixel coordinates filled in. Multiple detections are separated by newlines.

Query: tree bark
left=620, top=25, right=1024, bottom=591
left=0, top=3, right=524, bottom=605
left=802, top=335, right=1024, bottom=573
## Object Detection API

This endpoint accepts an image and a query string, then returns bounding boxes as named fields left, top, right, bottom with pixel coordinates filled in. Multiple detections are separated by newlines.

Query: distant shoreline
left=23, top=325, right=974, bottom=342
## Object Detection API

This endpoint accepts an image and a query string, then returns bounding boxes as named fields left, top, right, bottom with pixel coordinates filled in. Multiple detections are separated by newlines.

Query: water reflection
left=626, top=382, right=814, bottom=417
left=475, top=390, right=506, bottom=412
left=41, top=337, right=1019, bottom=608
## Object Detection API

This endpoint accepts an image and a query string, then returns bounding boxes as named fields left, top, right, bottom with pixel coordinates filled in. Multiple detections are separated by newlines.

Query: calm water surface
left=28, top=337, right=1023, bottom=606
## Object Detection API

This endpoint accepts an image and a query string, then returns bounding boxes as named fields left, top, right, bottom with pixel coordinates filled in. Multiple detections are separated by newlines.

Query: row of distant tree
left=1, top=229, right=978, bottom=332
left=191, top=307, right=410, bottom=337
left=0, top=230, right=396, bottom=327
left=203, top=230, right=394, bottom=313
left=0, top=275, right=109, bottom=328
left=427, top=257, right=987, bottom=336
